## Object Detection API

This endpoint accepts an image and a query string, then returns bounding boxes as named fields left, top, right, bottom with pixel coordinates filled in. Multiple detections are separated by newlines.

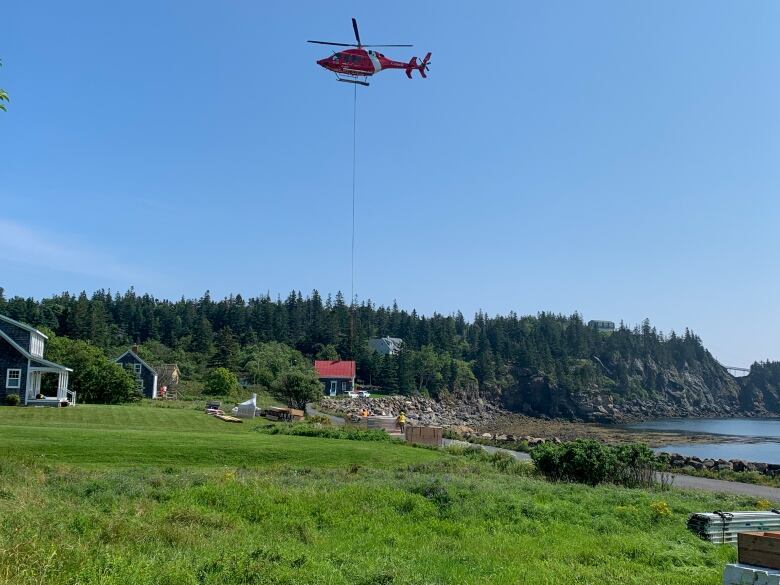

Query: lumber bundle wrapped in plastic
left=688, top=511, right=780, bottom=544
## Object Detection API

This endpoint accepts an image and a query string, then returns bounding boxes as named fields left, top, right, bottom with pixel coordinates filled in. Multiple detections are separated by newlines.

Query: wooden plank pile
left=263, top=407, right=305, bottom=422
left=404, top=425, right=443, bottom=446
left=723, top=531, right=780, bottom=584
left=688, top=511, right=780, bottom=544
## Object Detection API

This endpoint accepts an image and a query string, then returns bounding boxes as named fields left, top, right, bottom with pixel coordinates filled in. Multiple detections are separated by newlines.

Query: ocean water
left=625, top=418, right=780, bottom=464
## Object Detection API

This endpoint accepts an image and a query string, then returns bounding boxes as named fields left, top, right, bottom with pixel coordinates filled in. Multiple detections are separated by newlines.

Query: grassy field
left=0, top=404, right=758, bottom=584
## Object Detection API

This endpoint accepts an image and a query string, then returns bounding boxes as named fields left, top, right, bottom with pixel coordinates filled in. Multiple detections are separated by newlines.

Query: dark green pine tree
left=378, top=355, right=399, bottom=394
left=211, top=326, right=239, bottom=370
left=396, top=349, right=415, bottom=395
left=190, top=316, right=214, bottom=354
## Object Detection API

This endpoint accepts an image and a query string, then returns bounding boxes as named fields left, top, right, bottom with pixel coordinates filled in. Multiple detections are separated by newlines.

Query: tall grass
left=0, top=405, right=756, bottom=584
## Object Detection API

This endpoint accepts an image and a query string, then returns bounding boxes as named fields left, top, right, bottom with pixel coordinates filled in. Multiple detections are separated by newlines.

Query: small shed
left=314, top=360, right=356, bottom=396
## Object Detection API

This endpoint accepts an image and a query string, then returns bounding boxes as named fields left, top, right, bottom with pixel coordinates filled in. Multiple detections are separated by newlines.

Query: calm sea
left=625, top=418, right=780, bottom=464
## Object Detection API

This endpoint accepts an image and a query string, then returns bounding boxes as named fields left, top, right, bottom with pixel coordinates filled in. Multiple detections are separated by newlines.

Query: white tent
left=232, top=393, right=258, bottom=419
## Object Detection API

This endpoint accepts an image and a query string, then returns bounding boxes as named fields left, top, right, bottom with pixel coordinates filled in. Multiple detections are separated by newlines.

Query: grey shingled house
left=0, top=313, right=75, bottom=406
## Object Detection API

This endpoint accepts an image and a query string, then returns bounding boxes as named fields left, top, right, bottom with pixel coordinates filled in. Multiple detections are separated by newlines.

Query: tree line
left=0, top=287, right=746, bottom=400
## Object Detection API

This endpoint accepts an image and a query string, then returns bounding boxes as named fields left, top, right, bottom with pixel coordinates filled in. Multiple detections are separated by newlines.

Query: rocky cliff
left=495, top=357, right=779, bottom=422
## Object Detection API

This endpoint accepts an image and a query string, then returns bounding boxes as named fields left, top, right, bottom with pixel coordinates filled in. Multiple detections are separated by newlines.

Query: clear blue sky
left=2, top=1, right=779, bottom=366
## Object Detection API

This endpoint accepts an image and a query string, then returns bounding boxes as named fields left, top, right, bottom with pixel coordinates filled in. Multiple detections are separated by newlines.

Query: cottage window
left=6, top=369, right=21, bottom=389
left=133, top=363, right=142, bottom=375
left=31, top=334, right=44, bottom=358
left=342, top=381, right=346, bottom=392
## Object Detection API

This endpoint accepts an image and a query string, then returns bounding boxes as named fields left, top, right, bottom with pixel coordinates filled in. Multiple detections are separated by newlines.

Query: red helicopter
left=308, top=18, right=431, bottom=87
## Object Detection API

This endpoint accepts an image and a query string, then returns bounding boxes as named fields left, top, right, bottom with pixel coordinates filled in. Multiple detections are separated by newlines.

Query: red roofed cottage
left=314, top=360, right=356, bottom=396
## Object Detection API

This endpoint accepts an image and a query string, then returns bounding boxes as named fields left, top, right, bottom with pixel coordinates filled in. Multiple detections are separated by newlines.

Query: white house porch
left=25, top=364, right=77, bottom=406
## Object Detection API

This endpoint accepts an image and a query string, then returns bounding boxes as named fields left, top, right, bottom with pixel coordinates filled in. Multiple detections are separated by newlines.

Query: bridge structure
left=719, top=363, right=751, bottom=376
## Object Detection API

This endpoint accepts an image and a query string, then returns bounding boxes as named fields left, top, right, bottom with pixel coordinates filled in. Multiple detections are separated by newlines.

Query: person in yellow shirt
left=396, top=411, right=406, bottom=432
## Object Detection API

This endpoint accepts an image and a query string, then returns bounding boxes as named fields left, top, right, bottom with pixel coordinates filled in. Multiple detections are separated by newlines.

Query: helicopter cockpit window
left=332, top=55, right=339, bottom=61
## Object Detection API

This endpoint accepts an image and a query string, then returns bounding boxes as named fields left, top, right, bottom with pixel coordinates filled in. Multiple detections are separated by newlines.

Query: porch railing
left=66, top=389, right=77, bottom=406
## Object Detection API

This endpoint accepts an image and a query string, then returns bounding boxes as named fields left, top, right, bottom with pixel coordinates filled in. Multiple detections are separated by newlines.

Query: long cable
left=351, top=83, right=357, bottom=311
left=350, top=83, right=357, bottom=356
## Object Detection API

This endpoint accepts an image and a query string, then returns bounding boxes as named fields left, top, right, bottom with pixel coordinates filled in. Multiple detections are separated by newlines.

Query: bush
left=4, top=394, right=19, bottom=406
left=650, top=500, right=672, bottom=522
left=531, top=440, right=658, bottom=487
left=256, top=423, right=393, bottom=442
left=273, top=370, right=321, bottom=409
left=305, top=415, right=331, bottom=426
left=203, top=368, right=239, bottom=396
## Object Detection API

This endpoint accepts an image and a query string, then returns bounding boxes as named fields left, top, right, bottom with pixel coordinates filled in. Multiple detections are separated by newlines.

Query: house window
left=6, top=369, right=21, bottom=389
left=30, top=334, right=44, bottom=358
left=329, top=381, right=337, bottom=396
left=133, top=363, right=142, bottom=375
left=342, top=381, right=347, bottom=392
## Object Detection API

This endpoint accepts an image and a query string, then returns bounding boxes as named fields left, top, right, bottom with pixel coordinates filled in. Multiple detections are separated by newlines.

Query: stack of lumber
left=405, top=425, right=443, bottom=446
left=215, top=414, right=242, bottom=423
left=263, top=407, right=305, bottom=422
left=688, top=511, right=780, bottom=544
left=723, top=531, right=780, bottom=584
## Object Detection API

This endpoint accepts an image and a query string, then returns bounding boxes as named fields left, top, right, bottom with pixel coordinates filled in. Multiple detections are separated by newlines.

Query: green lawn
left=0, top=404, right=753, bottom=584
left=0, top=405, right=436, bottom=469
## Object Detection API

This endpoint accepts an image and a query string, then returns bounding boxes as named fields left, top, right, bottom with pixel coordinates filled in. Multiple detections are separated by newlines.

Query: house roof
left=0, top=329, right=72, bottom=371
left=0, top=313, right=49, bottom=339
left=314, top=360, right=356, bottom=379
left=115, top=350, right=158, bottom=376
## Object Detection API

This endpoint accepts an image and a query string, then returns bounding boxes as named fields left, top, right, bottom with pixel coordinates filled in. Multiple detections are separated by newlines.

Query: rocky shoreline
left=320, top=395, right=780, bottom=479
left=662, top=452, right=780, bottom=478
left=319, top=395, right=507, bottom=433
left=320, top=394, right=767, bottom=447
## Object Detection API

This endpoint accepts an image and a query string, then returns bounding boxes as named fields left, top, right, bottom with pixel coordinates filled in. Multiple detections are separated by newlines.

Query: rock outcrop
left=320, top=395, right=507, bottom=430
left=497, top=359, right=779, bottom=422
left=662, top=452, right=780, bottom=478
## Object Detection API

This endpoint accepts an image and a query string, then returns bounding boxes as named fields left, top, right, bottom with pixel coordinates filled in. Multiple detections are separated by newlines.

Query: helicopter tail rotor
left=405, top=53, right=431, bottom=79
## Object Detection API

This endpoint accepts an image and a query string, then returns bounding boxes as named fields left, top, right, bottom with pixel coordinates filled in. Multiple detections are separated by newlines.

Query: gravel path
left=667, top=473, right=780, bottom=500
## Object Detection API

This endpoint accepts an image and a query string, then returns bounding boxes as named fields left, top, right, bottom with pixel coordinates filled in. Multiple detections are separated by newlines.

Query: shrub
left=203, top=368, right=239, bottom=396
left=650, top=500, right=672, bottom=522
left=305, top=415, right=331, bottom=426
left=531, top=440, right=658, bottom=487
left=4, top=394, right=19, bottom=406
left=256, top=423, right=393, bottom=442
left=273, top=370, right=321, bottom=409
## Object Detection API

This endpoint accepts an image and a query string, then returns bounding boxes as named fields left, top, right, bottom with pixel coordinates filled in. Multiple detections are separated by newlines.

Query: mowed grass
left=0, top=405, right=749, bottom=584
left=0, top=405, right=436, bottom=469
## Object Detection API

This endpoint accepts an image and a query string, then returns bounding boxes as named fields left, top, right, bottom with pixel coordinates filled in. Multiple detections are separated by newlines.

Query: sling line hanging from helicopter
left=349, top=82, right=357, bottom=355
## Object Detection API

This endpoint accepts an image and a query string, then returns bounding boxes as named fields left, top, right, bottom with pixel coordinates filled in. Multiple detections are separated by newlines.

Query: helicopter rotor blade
left=352, top=18, right=361, bottom=46
left=307, top=40, right=359, bottom=47
left=361, top=44, right=413, bottom=48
